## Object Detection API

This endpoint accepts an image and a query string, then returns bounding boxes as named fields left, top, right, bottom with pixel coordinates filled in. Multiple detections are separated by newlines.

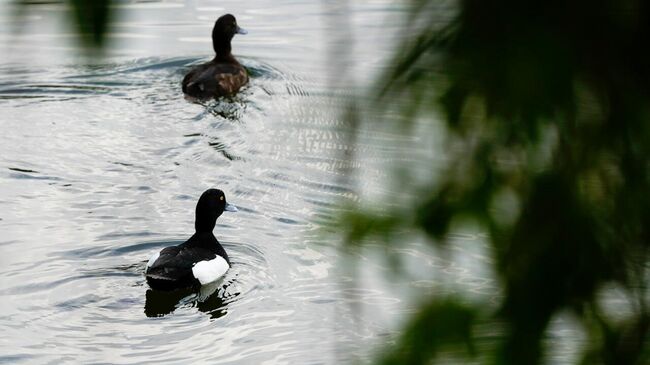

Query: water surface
left=0, top=1, right=557, bottom=364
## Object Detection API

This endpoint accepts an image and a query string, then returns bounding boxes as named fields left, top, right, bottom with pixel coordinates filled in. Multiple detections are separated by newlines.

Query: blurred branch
left=14, top=0, right=113, bottom=50
left=341, top=0, right=650, bottom=364
left=68, top=0, right=112, bottom=48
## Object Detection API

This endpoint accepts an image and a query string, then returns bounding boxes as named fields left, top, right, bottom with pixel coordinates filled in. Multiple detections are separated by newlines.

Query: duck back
left=182, top=60, right=248, bottom=99
left=145, top=232, right=230, bottom=291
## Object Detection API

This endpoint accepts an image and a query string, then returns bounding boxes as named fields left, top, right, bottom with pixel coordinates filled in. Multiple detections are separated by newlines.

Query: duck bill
left=224, top=202, right=238, bottom=212
left=236, top=26, right=248, bottom=35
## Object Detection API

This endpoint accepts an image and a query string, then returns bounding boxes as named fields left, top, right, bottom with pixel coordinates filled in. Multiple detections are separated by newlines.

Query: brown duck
left=182, top=14, right=248, bottom=99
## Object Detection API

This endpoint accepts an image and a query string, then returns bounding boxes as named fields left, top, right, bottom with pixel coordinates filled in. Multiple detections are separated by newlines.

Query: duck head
left=195, top=188, right=238, bottom=232
left=212, top=14, right=247, bottom=58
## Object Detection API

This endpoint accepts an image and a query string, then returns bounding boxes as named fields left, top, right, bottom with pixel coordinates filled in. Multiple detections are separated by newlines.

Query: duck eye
left=220, top=196, right=224, bottom=201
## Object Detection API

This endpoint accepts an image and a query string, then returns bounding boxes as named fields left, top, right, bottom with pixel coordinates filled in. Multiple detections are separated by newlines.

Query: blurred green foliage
left=343, top=0, right=650, bottom=364
left=68, top=0, right=112, bottom=47
left=15, top=0, right=112, bottom=49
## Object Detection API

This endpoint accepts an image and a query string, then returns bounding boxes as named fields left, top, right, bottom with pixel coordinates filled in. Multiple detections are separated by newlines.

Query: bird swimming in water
left=145, top=189, right=237, bottom=291
left=182, top=14, right=248, bottom=99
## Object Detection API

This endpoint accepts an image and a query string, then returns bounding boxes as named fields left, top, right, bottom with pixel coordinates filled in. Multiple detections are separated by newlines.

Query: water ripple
left=0, top=6, right=441, bottom=361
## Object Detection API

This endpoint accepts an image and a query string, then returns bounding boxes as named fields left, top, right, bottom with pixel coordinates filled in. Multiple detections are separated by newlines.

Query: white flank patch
left=192, top=256, right=229, bottom=285
left=146, top=251, right=161, bottom=269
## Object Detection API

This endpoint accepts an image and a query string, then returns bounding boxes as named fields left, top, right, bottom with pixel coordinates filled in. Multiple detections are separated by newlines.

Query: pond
left=0, top=1, right=578, bottom=364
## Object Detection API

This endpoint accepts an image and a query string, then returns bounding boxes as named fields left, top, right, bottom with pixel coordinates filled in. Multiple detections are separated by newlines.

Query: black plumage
left=145, top=189, right=236, bottom=291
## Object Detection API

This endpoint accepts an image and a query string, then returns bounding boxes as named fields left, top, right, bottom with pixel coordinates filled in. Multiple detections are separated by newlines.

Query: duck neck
left=195, top=212, right=218, bottom=233
left=213, top=40, right=234, bottom=62
left=195, top=221, right=215, bottom=233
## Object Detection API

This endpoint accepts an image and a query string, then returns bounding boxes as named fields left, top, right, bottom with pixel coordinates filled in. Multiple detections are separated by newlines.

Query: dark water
left=0, top=1, right=583, bottom=364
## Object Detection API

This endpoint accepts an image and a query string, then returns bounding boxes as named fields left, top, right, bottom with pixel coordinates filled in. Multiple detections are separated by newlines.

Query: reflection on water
left=144, top=280, right=234, bottom=319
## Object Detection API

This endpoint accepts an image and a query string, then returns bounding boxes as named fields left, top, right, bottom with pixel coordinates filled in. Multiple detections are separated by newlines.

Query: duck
left=145, top=189, right=238, bottom=291
left=182, top=14, right=248, bottom=99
